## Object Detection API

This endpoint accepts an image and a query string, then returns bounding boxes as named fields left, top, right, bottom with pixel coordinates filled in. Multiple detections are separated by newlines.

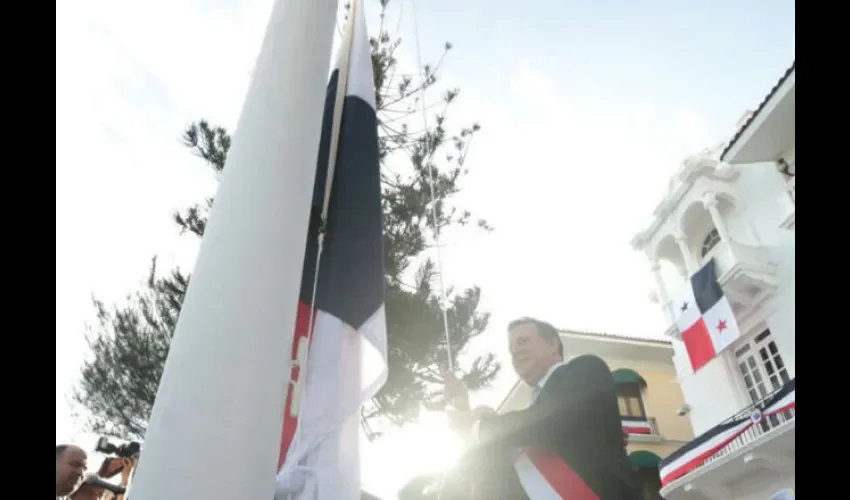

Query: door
left=733, top=329, right=791, bottom=403
left=733, top=329, right=792, bottom=428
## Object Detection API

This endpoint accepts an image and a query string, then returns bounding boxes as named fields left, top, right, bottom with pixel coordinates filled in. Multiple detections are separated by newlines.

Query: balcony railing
left=700, top=390, right=795, bottom=470
left=659, top=379, right=795, bottom=486
left=648, top=416, right=660, bottom=435
left=712, top=239, right=773, bottom=279
left=621, top=415, right=660, bottom=437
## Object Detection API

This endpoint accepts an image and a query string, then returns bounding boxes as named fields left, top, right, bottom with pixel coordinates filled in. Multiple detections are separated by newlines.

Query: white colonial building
left=629, top=62, right=795, bottom=500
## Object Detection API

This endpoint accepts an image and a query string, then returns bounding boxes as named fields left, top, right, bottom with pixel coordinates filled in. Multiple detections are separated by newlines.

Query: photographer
left=56, top=444, right=87, bottom=499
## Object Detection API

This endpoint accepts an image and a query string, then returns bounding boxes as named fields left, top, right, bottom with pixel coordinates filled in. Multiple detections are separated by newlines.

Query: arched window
left=700, top=228, right=721, bottom=257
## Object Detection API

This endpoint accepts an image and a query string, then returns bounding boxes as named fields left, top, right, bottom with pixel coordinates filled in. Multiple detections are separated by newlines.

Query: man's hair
left=56, top=444, right=71, bottom=460
left=508, top=317, right=564, bottom=359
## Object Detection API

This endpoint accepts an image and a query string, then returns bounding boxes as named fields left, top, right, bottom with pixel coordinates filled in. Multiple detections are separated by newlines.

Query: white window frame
left=731, top=328, right=790, bottom=406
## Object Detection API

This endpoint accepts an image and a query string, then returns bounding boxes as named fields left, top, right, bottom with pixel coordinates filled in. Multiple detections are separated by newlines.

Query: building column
left=650, top=261, right=674, bottom=322
left=702, top=193, right=731, bottom=243
left=674, top=232, right=696, bottom=274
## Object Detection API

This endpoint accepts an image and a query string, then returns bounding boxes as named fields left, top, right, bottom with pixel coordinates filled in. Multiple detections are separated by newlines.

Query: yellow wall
left=606, top=362, right=694, bottom=443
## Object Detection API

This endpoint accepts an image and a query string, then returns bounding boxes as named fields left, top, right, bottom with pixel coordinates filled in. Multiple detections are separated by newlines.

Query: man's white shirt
left=532, top=361, right=566, bottom=403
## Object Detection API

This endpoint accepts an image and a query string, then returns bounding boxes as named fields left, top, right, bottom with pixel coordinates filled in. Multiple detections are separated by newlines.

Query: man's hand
left=471, top=405, right=497, bottom=420
left=443, top=370, right=473, bottom=435
left=442, top=370, right=471, bottom=411
left=443, top=368, right=498, bottom=437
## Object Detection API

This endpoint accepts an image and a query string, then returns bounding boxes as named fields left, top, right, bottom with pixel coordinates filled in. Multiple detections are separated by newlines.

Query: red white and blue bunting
left=658, top=378, right=796, bottom=486
left=622, top=418, right=653, bottom=435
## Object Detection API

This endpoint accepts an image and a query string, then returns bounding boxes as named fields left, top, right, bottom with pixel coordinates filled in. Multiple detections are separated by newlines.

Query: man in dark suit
left=443, top=317, right=640, bottom=500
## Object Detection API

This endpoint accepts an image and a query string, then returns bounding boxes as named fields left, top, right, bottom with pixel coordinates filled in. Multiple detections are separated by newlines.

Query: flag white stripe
left=514, top=453, right=562, bottom=500
left=276, top=308, right=387, bottom=500
left=358, top=305, right=389, bottom=399
left=672, top=281, right=699, bottom=333
left=702, top=295, right=740, bottom=354
left=335, top=0, right=375, bottom=108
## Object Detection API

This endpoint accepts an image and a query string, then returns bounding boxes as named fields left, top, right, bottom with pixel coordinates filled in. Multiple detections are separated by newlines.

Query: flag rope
left=411, top=0, right=455, bottom=374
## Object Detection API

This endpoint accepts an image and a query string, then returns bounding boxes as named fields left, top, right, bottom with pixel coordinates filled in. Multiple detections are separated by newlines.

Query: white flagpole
left=127, top=0, right=339, bottom=498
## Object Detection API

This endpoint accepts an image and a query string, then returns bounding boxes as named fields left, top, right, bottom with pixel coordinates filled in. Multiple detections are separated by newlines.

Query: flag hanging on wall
left=673, top=258, right=741, bottom=372
left=275, top=1, right=388, bottom=498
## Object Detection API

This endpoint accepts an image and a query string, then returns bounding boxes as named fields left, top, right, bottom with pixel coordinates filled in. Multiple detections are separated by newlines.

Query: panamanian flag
left=673, top=258, right=740, bottom=372
left=275, top=2, right=388, bottom=499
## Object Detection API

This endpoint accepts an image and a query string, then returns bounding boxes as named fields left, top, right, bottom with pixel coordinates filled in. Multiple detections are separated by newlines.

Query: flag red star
left=716, top=319, right=727, bottom=332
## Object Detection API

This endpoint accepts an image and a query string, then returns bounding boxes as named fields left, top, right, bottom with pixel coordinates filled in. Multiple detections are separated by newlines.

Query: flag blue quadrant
left=674, top=258, right=741, bottom=373
left=690, top=257, right=723, bottom=314
left=276, top=3, right=388, bottom=499
left=302, top=66, right=384, bottom=329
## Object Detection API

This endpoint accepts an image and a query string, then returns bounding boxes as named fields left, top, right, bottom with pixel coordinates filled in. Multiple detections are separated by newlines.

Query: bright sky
left=56, top=0, right=794, bottom=497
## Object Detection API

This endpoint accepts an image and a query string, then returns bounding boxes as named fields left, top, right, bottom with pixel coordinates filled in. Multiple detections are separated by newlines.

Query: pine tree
left=74, top=0, right=499, bottom=440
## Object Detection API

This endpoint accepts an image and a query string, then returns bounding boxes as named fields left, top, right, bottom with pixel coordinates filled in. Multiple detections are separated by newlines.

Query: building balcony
left=659, top=380, right=795, bottom=500
left=623, top=416, right=664, bottom=443
left=664, top=239, right=778, bottom=337
left=710, top=239, right=778, bottom=306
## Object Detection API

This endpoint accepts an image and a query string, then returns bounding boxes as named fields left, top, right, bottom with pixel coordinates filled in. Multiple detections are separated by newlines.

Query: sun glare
left=365, top=409, right=464, bottom=496
left=405, top=411, right=464, bottom=474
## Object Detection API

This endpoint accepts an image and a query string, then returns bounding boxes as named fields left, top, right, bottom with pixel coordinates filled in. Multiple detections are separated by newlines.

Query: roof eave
left=721, top=62, right=796, bottom=163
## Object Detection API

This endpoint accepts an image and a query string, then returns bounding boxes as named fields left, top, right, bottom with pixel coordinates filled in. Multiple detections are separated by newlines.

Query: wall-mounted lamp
left=776, top=158, right=793, bottom=179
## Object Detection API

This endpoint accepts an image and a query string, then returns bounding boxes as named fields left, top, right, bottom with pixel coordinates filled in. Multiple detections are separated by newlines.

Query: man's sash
left=514, top=448, right=599, bottom=500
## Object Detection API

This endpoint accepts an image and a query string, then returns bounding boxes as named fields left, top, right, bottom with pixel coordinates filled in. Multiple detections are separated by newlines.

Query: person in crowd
left=56, top=444, right=87, bottom=499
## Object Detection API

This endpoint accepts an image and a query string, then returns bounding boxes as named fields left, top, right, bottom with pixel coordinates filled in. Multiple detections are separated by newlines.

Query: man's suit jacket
left=475, top=355, right=641, bottom=500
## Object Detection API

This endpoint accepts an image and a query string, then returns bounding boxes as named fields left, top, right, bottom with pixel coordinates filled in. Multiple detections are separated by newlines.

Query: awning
left=612, top=368, right=647, bottom=387
left=629, top=450, right=662, bottom=469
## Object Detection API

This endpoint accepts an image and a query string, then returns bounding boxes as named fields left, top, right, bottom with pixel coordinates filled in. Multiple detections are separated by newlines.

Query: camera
left=82, top=473, right=127, bottom=495
left=95, top=436, right=141, bottom=458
